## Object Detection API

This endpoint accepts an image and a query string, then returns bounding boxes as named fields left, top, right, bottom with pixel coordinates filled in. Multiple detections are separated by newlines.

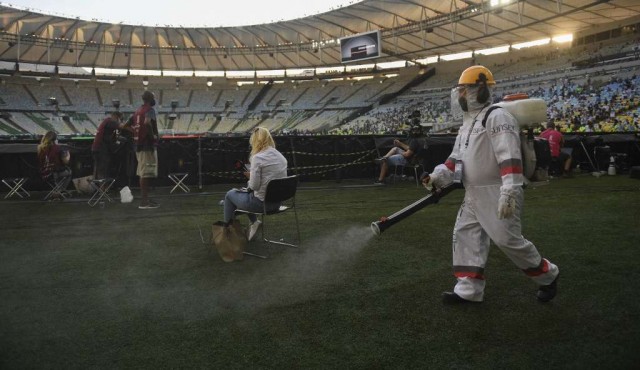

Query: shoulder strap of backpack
left=481, top=105, right=502, bottom=128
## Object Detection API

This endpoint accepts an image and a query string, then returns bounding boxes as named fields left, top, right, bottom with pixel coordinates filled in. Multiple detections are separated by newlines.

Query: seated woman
left=222, top=127, right=288, bottom=241
left=37, top=131, right=72, bottom=199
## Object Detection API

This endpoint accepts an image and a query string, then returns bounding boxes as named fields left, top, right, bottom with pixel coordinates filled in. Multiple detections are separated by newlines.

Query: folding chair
left=235, top=175, right=301, bottom=258
left=2, top=177, right=30, bottom=199
left=88, top=178, right=115, bottom=207
left=168, top=172, right=190, bottom=193
left=400, top=159, right=423, bottom=187
left=43, top=175, right=70, bottom=201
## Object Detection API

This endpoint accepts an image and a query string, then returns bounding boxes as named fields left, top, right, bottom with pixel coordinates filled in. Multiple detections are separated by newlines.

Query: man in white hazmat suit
left=421, top=65, right=559, bottom=304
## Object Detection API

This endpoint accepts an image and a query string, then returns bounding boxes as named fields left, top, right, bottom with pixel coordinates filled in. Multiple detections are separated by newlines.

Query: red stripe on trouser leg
left=454, top=272, right=485, bottom=280
left=523, top=259, right=550, bottom=277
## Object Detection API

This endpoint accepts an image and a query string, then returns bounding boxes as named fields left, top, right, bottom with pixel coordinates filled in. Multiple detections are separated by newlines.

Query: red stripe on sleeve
left=500, top=165, right=523, bottom=176
left=445, top=159, right=455, bottom=172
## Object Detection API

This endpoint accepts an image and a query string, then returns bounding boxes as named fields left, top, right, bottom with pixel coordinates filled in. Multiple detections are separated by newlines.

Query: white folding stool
left=43, top=176, right=69, bottom=201
left=168, top=173, right=190, bottom=194
left=2, top=177, right=30, bottom=199
left=88, top=178, right=115, bottom=207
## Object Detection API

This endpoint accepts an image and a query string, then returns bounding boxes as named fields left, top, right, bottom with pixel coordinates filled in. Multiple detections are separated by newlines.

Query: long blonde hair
left=249, top=127, right=275, bottom=157
left=37, top=131, right=57, bottom=157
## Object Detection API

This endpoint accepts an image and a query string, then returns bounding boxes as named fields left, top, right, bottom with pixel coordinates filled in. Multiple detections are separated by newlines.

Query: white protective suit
left=436, top=104, right=559, bottom=302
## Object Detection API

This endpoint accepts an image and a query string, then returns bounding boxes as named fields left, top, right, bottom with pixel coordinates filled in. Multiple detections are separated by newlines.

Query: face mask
left=458, top=96, right=468, bottom=112
left=150, top=99, right=156, bottom=106
left=463, top=86, right=488, bottom=112
left=54, top=139, right=59, bottom=145
left=450, top=87, right=465, bottom=120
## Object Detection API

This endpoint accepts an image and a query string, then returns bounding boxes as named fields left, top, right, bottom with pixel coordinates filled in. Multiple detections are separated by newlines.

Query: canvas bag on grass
left=120, top=186, right=133, bottom=203
left=211, top=220, right=246, bottom=262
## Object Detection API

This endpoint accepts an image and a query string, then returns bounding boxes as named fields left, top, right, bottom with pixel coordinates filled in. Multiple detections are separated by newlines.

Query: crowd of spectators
left=526, top=74, right=640, bottom=133
left=337, top=100, right=450, bottom=135
left=340, top=68, right=640, bottom=136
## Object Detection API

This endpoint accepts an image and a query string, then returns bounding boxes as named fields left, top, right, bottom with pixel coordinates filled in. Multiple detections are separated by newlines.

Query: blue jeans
left=223, top=189, right=279, bottom=223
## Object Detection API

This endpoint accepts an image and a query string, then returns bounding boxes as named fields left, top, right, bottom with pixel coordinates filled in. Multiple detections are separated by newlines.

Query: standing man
left=126, top=91, right=160, bottom=209
left=539, top=121, right=572, bottom=176
left=422, top=65, right=559, bottom=304
left=92, top=111, right=127, bottom=180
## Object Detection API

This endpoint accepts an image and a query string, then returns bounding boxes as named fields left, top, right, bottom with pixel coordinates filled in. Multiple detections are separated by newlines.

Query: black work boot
left=442, top=292, right=481, bottom=305
left=537, top=274, right=559, bottom=302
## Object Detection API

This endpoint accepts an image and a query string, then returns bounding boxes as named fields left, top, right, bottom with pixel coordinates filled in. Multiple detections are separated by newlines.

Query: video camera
left=405, top=110, right=423, bottom=137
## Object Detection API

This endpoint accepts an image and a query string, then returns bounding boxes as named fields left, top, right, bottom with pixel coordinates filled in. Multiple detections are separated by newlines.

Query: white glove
left=421, top=173, right=436, bottom=191
left=422, top=164, right=453, bottom=192
left=498, top=190, right=517, bottom=219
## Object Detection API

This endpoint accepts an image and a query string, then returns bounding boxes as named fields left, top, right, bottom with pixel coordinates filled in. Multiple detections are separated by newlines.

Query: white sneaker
left=247, top=220, right=262, bottom=241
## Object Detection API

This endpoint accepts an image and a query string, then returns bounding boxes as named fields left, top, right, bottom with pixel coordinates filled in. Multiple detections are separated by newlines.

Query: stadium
left=1, top=0, right=640, bottom=368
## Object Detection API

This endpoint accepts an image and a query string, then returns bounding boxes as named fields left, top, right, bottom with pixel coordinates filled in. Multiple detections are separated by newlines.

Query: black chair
left=548, top=157, right=561, bottom=176
left=235, top=175, right=301, bottom=258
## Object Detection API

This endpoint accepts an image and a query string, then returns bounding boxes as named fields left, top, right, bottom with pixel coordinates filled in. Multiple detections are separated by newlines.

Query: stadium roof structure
left=1, top=0, right=639, bottom=72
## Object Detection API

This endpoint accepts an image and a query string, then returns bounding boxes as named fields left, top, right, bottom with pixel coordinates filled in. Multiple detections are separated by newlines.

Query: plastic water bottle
left=608, top=156, right=616, bottom=176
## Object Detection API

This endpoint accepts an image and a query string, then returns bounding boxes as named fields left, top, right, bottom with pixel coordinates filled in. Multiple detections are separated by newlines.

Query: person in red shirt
left=37, top=131, right=71, bottom=199
left=91, top=111, right=128, bottom=180
left=125, top=91, right=159, bottom=209
left=539, top=121, right=572, bottom=176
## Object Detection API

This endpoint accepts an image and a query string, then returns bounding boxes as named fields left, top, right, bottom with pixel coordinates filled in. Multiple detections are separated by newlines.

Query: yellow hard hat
left=458, top=65, right=496, bottom=86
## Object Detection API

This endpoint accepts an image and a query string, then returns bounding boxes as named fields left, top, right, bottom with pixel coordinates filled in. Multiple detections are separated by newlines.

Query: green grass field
left=1, top=175, right=639, bottom=369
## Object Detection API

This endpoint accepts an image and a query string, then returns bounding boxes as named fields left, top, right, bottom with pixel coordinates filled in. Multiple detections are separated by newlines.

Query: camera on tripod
left=405, top=110, right=425, bottom=136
